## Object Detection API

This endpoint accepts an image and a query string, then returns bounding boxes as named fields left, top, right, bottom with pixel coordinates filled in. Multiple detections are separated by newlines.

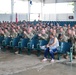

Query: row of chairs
left=0, top=36, right=73, bottom=62
left=30, top=21, right=76, bottom=26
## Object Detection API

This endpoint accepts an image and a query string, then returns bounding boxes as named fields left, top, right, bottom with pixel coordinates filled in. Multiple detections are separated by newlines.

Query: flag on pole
left=30, top=0, right=32, bottom=5
left=16, top=13, right=18, bottom=23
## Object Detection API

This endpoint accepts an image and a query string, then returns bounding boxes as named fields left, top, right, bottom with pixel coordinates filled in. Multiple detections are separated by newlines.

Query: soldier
left=23, top=30, right=29, bottom=39
left=67, top=24, right=71, bottom=29
left=59, top=27, right=65, bottom=35
left=24, top=28, right=34, bottom=40
left=63, top=24, right=67, bottom=32
left=32, top=26, right=36, bottom=34
left=72, top=30, right=76, bottom=59
left=66, top=29, right=73, bottom=43
left=47, top=28, right=53, bottom=37
left=11, top=29, right=18, bottom=38
left=56, top=24, right=60, bottom=34
left=57, top=27, right=68, bottom=42
left=4, top=29, right=10, bottom=37
left=73, top=39, right=76, bottom=59
left=59, top=34, right=68, bottom=42
left=37, top=28, right=49, bottom=50
left=63, top=29, right=74, bottom=59
left=50, top=23, right=53, bottom=28
left=17, top=26, right=23, bottom=34
left=74, top=24, right=76, bottom=31
left=0, top=29, right=4, bottom=37
left=38, top=28, right=49, bottom=40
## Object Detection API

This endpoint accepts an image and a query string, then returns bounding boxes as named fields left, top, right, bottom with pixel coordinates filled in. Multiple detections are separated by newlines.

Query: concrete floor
left=0, top=50, right=76, bottom=75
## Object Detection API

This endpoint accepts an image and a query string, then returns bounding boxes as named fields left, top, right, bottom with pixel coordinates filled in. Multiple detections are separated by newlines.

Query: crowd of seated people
left=0, top=21, right=76, bottom=61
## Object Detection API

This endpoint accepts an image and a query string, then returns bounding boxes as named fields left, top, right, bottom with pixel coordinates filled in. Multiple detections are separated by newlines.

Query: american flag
left=16, top=13, right=18, bottom=23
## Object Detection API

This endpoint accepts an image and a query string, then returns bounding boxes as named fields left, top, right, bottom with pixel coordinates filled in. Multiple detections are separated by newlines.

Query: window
left=43, top=2, right=74, bottom=14
left=14, top=0, right=28, bottom=14
left=0, top=0, right=11, bottom=14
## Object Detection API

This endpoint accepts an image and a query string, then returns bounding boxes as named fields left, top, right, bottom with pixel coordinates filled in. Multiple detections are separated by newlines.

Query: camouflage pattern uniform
left=73, top=35, right=76, bottom=56
left=11, top=31, right=18, bottom=38
left=4, top=31, right=10, bottom=37
left=24, top=31, right=34, bottom=40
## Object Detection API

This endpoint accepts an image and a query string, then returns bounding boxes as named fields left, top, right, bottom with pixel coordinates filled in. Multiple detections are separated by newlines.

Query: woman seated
left=42, top=33, right=59, bottom=62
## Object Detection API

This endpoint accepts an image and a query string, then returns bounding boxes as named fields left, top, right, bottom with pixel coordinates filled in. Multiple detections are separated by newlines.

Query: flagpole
left=41, top=0, right=43, bottom=21
left=11, top=0, right=14, bottom=22
left=55, top=0, right=57, bottom=21
left=28, top=0, right=32, bottom=21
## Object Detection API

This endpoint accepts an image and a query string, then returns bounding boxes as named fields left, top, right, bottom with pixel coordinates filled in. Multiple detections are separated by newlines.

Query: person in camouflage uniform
left=63, top=24, right=67, bottom=32
left=10, top=29, right=18, bottom=38
left=24, top=27, right=34, bottom=40
left=38, top=28, right=49, bottom=40
left=38, top=28, right=49, bottom=50
left=57, top=27, right=68, bottom=42
left=0, top=29, right=4, bottom=37
left=71, top=29, right=76, bottom=59
left=4, top=29, right=10, bottom=37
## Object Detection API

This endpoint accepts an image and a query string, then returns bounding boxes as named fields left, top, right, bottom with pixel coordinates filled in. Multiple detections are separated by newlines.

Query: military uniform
left=18, top=28, right=23, bottom=34
left=24, top=31, right=34, bottom=40
left=4, top=31, right=10, bottom=37
left=63, top=26, right=67, bottom=32
left=32, top=29, right=38, bottom=35
left=59, top=30, right=65, bottom=35
left=11, top=32, right=18, bottom=38
left=73, top=35, right=76, bottom=56
left=57, top=29, right=68, bottom=42
left=58, top=34, right=68, bottom=42
left=38, top=32, right=49, bottom=50
left=38, top=33, right=49, bottom=41
left=23, top=32, right=28, bottom=38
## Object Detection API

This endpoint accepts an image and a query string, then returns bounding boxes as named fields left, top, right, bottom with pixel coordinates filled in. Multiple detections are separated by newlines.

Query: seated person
left=73, top=34, right=76, bottom=59
left=38, top=28, right=49, bottom=40
left=42, top=33, right=59, bottom=62
left=58, top=34, right=63, bottom=42
left=58, top=33, right=68, bottom=42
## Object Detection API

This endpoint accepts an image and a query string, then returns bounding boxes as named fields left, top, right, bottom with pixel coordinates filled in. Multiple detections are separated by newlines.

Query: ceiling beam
left=19, top=0, right=76, bottom=3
